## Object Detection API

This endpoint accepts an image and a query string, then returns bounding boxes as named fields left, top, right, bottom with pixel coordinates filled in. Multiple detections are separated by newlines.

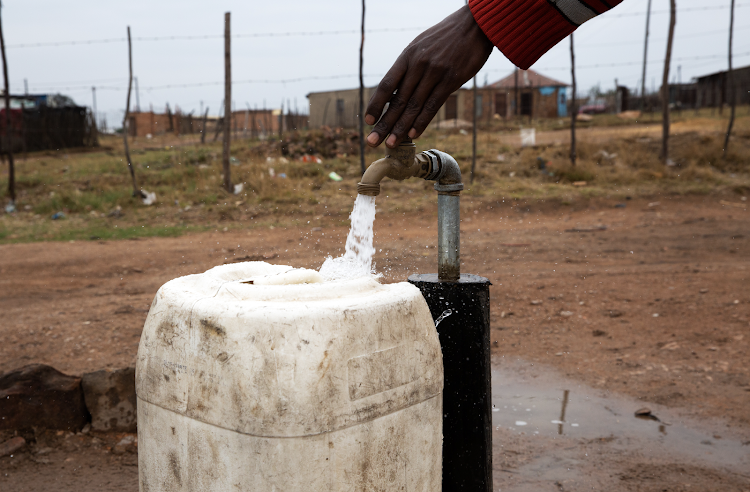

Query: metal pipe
left=438, top=194, right=460, bottom=282
left=357, top=143, right=463, bottom=282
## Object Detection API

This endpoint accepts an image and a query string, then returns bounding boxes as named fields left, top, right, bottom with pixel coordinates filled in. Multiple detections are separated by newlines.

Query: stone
left=0, top=436, right=26, bottom=456
left=81, top=367, right=137, bottom=432
left=0, top=364, right=88, bottom=431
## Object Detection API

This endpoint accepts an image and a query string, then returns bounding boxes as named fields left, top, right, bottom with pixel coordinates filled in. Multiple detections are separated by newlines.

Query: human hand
left=364, top=5, right=493, bottom=148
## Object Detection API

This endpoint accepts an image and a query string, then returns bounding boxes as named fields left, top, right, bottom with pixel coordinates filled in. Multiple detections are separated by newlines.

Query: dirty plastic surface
left=136, top=262, right=443, bottom=491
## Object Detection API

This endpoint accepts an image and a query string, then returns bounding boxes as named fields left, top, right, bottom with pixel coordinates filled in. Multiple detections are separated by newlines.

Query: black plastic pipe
left=408, top=273, right=492, bottom=492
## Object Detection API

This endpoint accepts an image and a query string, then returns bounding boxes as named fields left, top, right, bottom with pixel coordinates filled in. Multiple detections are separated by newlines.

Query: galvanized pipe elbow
left=356, top=141, right=463, bottom=282
left=357, top=144, right=464, bottom=197
left=420, top=149, right=464, bottom=195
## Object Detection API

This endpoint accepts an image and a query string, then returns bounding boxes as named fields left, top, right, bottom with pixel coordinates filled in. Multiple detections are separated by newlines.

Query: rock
left=592, top=329, right=607, bottom=337
left=112, top=434, right=137, bottom=455
left=0, top=364, right=89, bottom=431
left=0, top=436, right=26, bottom=456
left=82, top=367, right=137, bottom=432
left=530, top=300, right=543, bottom=306
left=560, top=311, right=574, bottom=317
left=608, top=310, right=623, bottom=318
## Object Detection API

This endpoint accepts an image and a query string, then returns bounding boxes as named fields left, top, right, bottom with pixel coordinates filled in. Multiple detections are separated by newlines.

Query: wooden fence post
left=222, top=12, right=233, bottom=192
left=724, top=0, right=736, bottom=156
left=640, top=0, right=652, bottom=111
left=660, top=0, right=676, bottom=163
left=570, top=33, right=577, bottom=166
left=358, top=0, right=366, bottom=175
left=201, top=107, right=209, bottom=144
left=0, top=0, right=15, bottom=205
left=470, top=75, right=477, bottom=184
left=122, top=26, right=143, bottom=198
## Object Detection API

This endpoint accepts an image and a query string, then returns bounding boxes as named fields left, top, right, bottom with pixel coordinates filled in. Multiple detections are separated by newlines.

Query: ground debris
left=634, top=407, right=660, bottom=422
left=111, top=435, right=137, bottom=455
left=257, top=126, right=361, bottom=159
left=565, top=225, right=607, bottom=233
left=0, top=436, right=26, bottom=456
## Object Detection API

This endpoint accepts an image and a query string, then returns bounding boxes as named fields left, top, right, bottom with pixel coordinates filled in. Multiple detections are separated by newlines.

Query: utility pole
left=23, top=78, right=27, bottom=95
left=358, top=0, right=366, bottom=175
left=122, top=26, right=142, bottom=197
left=222, top=11, right=233, bottom=193
left=0, top=0, right=15, bottom=206
left=570, top=33, right=577, bottom=166
left=134, top=76, right=140, bottom=112
left=724, top=0, right=736, bottom=156
left=660, top=0, right=676, bottom=163
left=640, top=0, right=652, bottom=111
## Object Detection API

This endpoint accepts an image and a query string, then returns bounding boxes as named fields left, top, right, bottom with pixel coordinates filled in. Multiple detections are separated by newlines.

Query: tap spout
left=357, top=140, right=422, bottom=196
left=357, top=141, right=464, bottom=197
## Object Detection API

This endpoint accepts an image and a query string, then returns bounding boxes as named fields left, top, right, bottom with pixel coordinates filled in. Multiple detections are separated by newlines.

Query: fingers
left=384, top=72, right=442, bottom=147
left=364, top=55, right=407, bottom=130
left=409, top=90, right=448, bottom=139
left=366, top=58, right=425, bottom=148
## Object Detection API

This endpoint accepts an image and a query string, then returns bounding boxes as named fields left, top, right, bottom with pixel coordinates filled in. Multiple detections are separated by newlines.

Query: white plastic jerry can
left=136, top=262, right=443, bottom=491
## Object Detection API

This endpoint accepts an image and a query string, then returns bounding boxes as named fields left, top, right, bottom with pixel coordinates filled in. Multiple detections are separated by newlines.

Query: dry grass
left=1, top=109, right=748, bottom=243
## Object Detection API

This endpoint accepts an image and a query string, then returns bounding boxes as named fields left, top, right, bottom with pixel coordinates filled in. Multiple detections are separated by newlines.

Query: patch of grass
left=1, top=109, right=748, bottom=244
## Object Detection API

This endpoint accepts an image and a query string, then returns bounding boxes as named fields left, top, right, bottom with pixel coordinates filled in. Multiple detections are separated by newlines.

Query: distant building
left=0, top=93, right=96, bottom=152
left=127, top=107, right=209, bottom=138
left=307, top=88, right=377, bottom=129
left=695, top=64, right=750, bottom=108
left=125, top=107, right=307, bottom=139
left=667, top=83, right=698, bottom=109
left=306, top=69, right=568, bottom=129
left=483, top=69, right=568, bottom=119
left=229, top=109, right=307, bottom=136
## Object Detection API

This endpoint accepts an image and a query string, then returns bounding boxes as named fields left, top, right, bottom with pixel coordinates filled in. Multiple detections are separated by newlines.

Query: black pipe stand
left=408, top=273, right=492, bottom=492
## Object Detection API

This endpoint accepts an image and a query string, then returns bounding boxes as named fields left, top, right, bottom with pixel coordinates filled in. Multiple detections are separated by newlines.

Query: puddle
left=491, top=361, right=750, bottom=470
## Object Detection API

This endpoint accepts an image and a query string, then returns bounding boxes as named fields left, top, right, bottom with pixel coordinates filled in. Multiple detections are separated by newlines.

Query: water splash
left=319, top=194, right=377, bottom=281
left=434, top=309, right=453, bottom=327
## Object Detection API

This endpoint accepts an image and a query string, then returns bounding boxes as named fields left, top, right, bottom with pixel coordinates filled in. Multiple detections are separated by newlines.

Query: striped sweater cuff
left=469, top=0, right=616, bottom=69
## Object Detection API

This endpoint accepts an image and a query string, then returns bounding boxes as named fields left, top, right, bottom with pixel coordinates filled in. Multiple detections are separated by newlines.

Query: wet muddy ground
left=1, top=194, right=749, bottom=490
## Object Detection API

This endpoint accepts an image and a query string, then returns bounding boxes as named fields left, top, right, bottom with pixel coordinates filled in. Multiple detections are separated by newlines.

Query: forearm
left=469, top=0, right=624, bottom=69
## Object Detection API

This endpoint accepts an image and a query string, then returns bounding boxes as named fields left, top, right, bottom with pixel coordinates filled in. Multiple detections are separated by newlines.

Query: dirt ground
left=1, top=194, right=749, bottom=490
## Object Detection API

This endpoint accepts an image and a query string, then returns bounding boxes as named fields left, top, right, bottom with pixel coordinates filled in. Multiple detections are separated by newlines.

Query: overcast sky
left=4, top=0, right=748, bottom=128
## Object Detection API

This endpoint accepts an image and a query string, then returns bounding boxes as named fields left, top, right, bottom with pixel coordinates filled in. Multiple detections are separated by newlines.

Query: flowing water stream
left=319, top=194, right=378, bottom=281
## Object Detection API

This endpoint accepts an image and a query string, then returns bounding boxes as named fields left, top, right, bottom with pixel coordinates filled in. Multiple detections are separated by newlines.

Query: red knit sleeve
left=469, top=0, right=623, bottom=69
